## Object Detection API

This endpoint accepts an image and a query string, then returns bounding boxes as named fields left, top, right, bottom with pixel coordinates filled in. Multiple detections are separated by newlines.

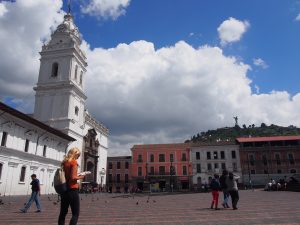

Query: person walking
left=226, top=172, right=240, bottom=210
left=58, top=147, right=86, bottom=225
left=219, top=170, right=230, bottom=208
left=20, top=174, right=42, bottom=213
left=210, top=174, right=221, bottom=210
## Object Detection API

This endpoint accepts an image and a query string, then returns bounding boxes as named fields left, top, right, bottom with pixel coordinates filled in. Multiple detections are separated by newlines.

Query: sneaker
left=19, top=209, right=26, bottom=213
left=233, top=207, right=238, bottom=210
left=35, top=210, right=41, bottom=213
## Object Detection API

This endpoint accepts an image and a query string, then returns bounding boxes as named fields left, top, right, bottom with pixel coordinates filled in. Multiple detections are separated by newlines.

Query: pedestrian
left=226, top=172, right=240, bottom=210
left=20, top=174, right=42, bottom=213
left=210, top=174, right=221, bottom=210
left=58, top=147, right=86, bottom=225
left=219, top=169, right=230, bottom=208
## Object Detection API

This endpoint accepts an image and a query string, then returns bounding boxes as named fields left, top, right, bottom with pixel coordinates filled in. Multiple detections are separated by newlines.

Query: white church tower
left=33, top=13, right=87, bottom=149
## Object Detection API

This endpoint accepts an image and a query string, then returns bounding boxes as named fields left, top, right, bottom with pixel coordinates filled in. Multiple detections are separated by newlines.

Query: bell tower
left=33, top=13, right=87, bottom=142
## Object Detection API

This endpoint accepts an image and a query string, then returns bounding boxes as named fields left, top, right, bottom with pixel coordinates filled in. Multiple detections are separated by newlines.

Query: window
left=150, top=166, right=155, bottom=175
left=220, top=151, right=225, bottom=159
left=150, top=154, right=154, bottom=162
left=0, top=163, right=2, bottom=180
left=74, top=65, right=78, bottom=80
left=75, top=106, right=79, bottom=116
left=213, top=151, right=218, bottom=159
left=138, top=167, right=142, bottom=176
left=262, top=154, right=268, bottom=166
left=207, top=163, right=212, bottom=171
left=196, top=164, right=201, bottom=173
left=231, top=151, right=236, bottom=159
left=159, top=154, right=165, bottom=162
left=51, top=62, right=58, bottom=77
left=80, top=71, right=83, bottom=85
left=196, top=152, right=200, bottom=160
left=275, top=154, right=281, bottom=165
left=125, top=161, right=129, bottom=169
left=117, top=162, right=121, bottom=169
left=182, top=166, right=187, bottom=175
left=108, top=174, right=112, bottom=182
left=116, top=174, right=120, bottom=183
left=232, top=163, right=237, bottom=172
left=138, top=154, right=143, bottom=163
left=249, top=154, right=255, bottom=166
left=159, top=166, right=165, bottom=175
left=1, top=131, right=7, bottom=147
left=221, top=163, right=226, bottom=170
left=170, top=153, right=174, bottom=162
left=19, top=166, right=26, bottom=182
left=43, top=145, right=47, bottom=157
left=182, top=153, right=187, bottom=161
left=277, top=169, right=282, bottom=174
left=290, top=169, right=296, bottom=173
left=264, top=170, right=268, bottom=174
left=207, top=152, right=211, bottom=160
left=288, top=154, right=295, bottom=165
left=250, top=170, right=256, bottom=174
left=108, top=162, right=113, bottom=169
left=24, top=139, right=29, bottom=152
left=125, top=174, right=129, bottom=183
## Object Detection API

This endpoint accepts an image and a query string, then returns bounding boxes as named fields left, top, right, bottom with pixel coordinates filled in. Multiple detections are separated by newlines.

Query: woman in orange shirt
left=58, top=147, right=86, bottom=225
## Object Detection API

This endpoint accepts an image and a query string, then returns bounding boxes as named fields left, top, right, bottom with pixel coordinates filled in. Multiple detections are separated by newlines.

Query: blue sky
left=1, top=0, right=300, bottom=155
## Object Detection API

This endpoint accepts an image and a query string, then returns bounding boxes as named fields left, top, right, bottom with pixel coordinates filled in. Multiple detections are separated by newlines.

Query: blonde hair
left=62, top=147, right=81, bottom=164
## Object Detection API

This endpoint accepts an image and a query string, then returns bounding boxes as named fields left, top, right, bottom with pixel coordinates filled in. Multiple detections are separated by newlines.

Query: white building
left=0, top=13, right=109, bottom=195
left=190, top=142, right=242, bottom=189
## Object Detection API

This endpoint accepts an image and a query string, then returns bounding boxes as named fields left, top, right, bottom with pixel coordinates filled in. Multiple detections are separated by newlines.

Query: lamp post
left=246, top=154, right=252, bottom=190
left=145, top=162, right=148, bottom=191
left=170, top=158, right=173, bottom=192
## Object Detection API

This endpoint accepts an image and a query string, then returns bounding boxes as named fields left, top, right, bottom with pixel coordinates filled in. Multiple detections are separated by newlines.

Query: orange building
left=131, top=143, right=192, bottom=192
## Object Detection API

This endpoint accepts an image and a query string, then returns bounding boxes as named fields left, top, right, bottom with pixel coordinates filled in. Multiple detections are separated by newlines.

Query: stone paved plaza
left=0, top=190, right=299, bottom=225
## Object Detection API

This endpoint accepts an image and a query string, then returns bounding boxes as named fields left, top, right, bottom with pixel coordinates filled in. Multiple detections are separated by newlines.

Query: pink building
left=131, top=143, right=192, bottom=192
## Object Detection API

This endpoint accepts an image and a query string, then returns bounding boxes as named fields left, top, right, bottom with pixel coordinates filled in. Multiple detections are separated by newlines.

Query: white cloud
left=0, top=0, right=64, bottom=104
left=0, top=3, right=8, bottom=17
left=253, top=58, right=268, bottom=69
left=2, top=2, right=300, bottom=156
left=217, top=17, right=250, bottom=46
left=296, top=13, right=300, bottom=21
left=80, top=0, right=131, bottom=20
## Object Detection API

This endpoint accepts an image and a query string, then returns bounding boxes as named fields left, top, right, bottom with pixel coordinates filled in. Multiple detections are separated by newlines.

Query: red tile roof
left=236, top=135, right=300, bottom=143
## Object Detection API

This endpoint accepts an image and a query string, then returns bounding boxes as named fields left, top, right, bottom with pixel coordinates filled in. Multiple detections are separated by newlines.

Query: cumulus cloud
left=0, top=0, right=64, bottom=108
left=2, top=2, right=300, bottom=156
left=217, top=17, right=250, bottom=46
left=253, top=58, right=268, bottom=69
left=80, top=0, right=131, bottom=20
left=296, top=13, right=300, bottom=21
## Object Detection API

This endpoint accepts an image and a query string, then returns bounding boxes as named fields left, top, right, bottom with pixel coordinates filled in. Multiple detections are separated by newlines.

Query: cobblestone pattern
left=0, top=190, right=299, bottom=225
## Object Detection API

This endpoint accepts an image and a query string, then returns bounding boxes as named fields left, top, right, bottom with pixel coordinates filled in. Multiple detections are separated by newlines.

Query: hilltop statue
left=233, top=116, right=238, bottom=126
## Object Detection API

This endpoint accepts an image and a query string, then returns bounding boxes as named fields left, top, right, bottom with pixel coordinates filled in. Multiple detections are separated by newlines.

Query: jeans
left=58, top=189, right=80, bottom=225
left=223, top=191, right=229, bottom=205
left=22, top=191, right=41, bottom=212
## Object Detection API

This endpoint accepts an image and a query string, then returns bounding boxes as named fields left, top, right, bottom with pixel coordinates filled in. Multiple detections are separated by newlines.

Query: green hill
left=187, top=124, right=300, bottom=143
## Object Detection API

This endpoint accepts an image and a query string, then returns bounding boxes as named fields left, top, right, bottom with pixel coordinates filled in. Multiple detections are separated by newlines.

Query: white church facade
left=0, top=13, right=109, bottom=195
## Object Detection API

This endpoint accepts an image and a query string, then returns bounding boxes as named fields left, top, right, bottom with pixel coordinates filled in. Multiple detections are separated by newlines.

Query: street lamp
left=170, top=158, right=173, bottom=192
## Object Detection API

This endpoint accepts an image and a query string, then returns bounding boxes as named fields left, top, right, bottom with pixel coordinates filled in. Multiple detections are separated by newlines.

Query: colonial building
left=236, top=136, right=300, bottom=185
left=0, top=12, right=109, bottom=195
left=106, top=156, right=131, bottom=193
left=33, top=13, right=109, bottom=186
left=131, top=144, right=192, bottom=192
left=190, top=142, right=241, bottom=190
left=0, top=102, right=74, bottom=195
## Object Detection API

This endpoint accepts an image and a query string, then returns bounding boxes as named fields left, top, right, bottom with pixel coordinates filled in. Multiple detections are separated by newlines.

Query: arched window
left=74, top=65, right=78, bottom=80
left=51, top=62, right=59, bottom=77
left=19, top=166, right=26, bottom=182
left=80, top=71, right=83, bottom=85
left=75, top=106, right=79, bottom=116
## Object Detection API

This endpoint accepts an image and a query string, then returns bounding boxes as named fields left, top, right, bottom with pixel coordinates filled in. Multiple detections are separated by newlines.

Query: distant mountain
left=186, top=124, right=300, bottom=143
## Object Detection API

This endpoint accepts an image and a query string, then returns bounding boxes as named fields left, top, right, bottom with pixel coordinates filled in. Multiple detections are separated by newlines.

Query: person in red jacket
left=58, top=147, right=86, bottom=225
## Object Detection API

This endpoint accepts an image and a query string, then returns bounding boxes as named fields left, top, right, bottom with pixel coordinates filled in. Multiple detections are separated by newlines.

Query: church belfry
left=33, top=13, right=87, bottom=138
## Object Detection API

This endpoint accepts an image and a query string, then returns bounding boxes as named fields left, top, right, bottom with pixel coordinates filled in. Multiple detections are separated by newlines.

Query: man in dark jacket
left=20, top=174, right=42, bottom=213
left=219, top=170, right=230, bottom=208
